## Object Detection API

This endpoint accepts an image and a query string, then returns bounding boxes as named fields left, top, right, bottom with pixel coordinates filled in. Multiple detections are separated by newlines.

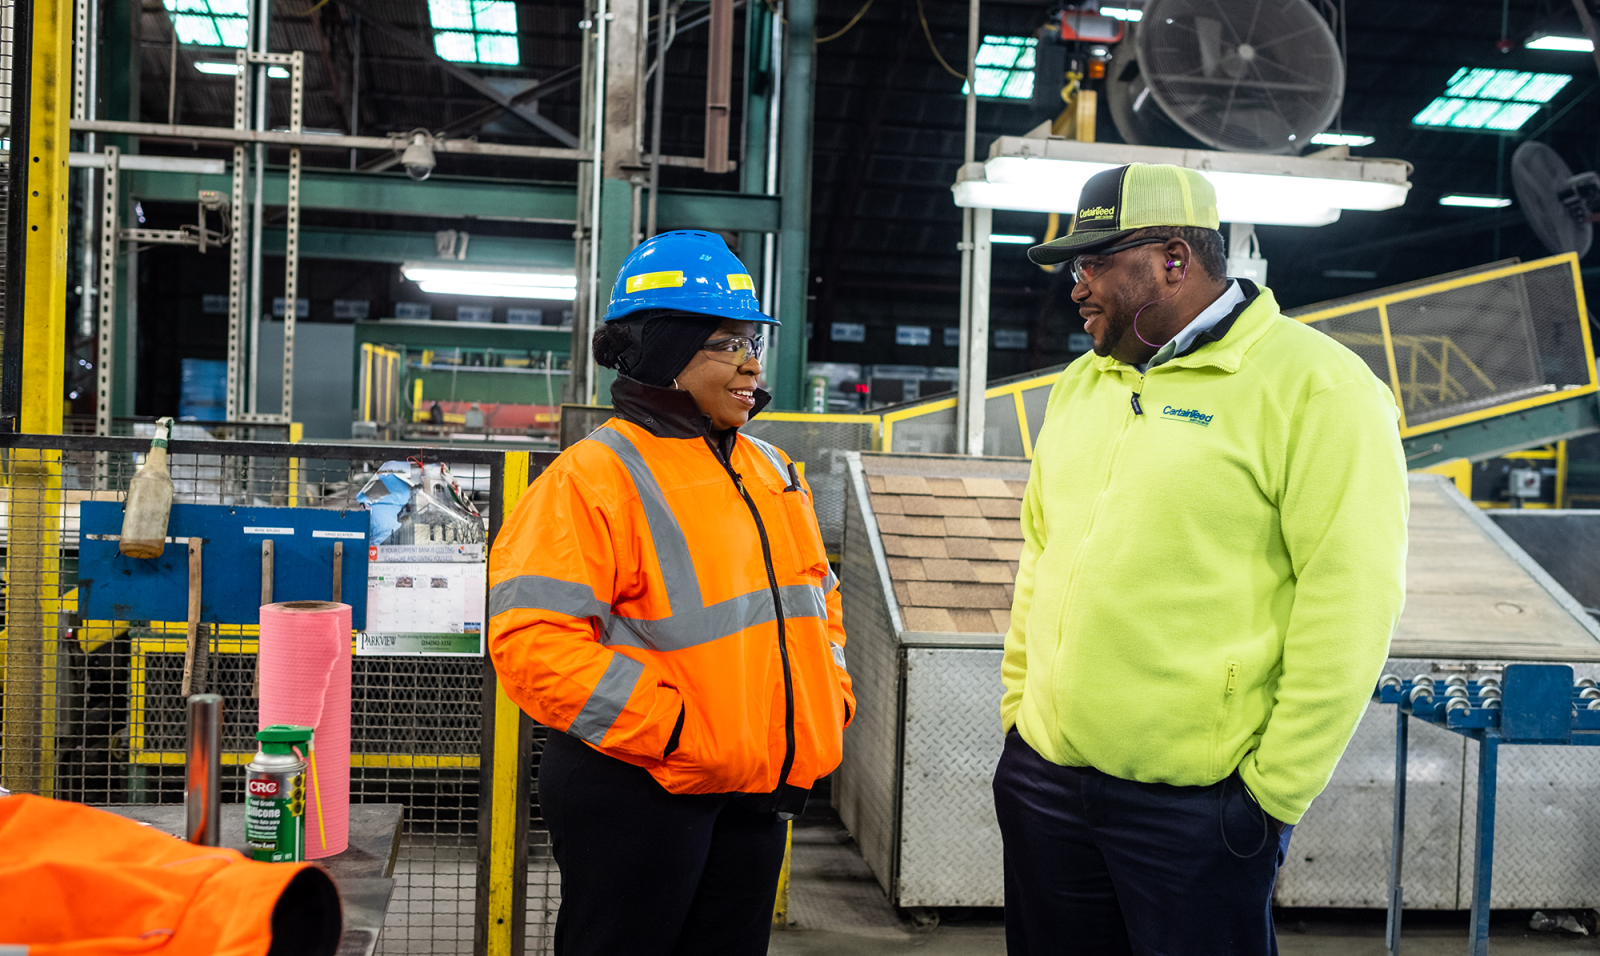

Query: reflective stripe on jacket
left=0, top=794, right=342, bottom=956
left=488, top=381, right=854, bottom=797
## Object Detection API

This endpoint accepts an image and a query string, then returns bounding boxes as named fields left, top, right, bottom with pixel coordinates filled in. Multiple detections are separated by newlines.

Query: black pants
left=538, top=731, right=788, bottom=956
left=993, top=731, right=1293, bottom=956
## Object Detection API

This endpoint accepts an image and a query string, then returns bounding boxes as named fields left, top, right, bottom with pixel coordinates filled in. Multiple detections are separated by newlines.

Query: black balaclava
left=613, top=311, right=723, bottom=388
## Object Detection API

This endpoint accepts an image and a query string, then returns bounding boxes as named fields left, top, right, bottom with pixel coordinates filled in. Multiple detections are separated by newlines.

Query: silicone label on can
left=246, top=768, right=306, bottom=862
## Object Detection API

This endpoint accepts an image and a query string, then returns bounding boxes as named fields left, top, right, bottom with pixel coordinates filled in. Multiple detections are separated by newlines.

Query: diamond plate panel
left=1458, top=659, right=1600, bottom=909
left=1274, top=694, right=1467, bottom=908
left=898, top=647, right=1007, bottom=907
left=1280, top=657, right=1600, bottom=910
left=834, top=460, right=902, bottom=898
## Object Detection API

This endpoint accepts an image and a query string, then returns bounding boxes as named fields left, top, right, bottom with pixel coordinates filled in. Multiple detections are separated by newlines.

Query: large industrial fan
left=1105, top=0, right=1345, bottom=154
left=1511, top=141, right=1600, bottom=259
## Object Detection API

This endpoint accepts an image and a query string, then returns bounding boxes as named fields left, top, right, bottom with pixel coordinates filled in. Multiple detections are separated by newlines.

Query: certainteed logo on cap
left=1077, top=205, right=1117, bottom=222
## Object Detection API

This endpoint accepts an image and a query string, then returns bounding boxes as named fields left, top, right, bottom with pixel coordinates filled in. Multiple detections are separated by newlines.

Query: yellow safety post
left=287, top=421, right=303, bottom=506
left=359, top=343, right=373, bottom=421
left=2, top=0, right=73, bottom=797
left=1556, top=440, right=1569, bottom=510
left=772, top=820, right=793, bottom=927
left=412, top=377, right=425, bottom=423
left=485, top=451, right=532, bottom=956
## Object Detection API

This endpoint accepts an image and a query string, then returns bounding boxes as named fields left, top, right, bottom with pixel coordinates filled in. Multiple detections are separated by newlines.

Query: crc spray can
left=246, top=724, right=313, bottom=863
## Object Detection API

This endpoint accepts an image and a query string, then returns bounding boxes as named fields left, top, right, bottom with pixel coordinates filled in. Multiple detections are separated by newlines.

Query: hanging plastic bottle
left=118, top=417, right=176, bottom=559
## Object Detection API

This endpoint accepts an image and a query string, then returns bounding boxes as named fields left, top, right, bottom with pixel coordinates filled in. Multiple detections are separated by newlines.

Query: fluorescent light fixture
left=1414, top=68, right=1572, bottom=132
left=429, top=0, right=520, bottom=66
left=1099, top=6, right=1143, bottom=21
left=401, top=262, right=577, bottom=300
left=1310, top=132, right=1376, bottom=147
left=952, top=138, right=1411, bottom=227
left=195, top=61, right=289, bottom=78
left=163, top=0, right=248, bottom=47
left=1439, top=194, right=1513, bottom=208
left=1526, top=34, right=1594, bottom=52
left=961, top=36, right=1037, bottom=100
left=989, top=234, right=1037, bottom=244
left=68, top=153, right=227, bottom=174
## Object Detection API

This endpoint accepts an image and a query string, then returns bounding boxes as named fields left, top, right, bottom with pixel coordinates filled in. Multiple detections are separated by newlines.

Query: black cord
left=1218, top=774, right=1272, bottom=859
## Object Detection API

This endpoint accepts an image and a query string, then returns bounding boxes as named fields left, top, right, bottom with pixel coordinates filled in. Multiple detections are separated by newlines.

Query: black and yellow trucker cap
left=1027, top=163, right=1221, bottom=265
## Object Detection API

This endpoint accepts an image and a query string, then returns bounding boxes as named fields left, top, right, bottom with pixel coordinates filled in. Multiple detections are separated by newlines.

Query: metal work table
left=105, top=802, right=404, bottom=956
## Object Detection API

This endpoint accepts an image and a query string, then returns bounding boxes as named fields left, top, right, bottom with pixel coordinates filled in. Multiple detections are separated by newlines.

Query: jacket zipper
left=706, top=433, right=798, bottom=791
left=1049, top=371, right=1145, bottom=666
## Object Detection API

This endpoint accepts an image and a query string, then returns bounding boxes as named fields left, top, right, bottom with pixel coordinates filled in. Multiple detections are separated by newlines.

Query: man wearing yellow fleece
left=994, top=164, right=1408, bottom=956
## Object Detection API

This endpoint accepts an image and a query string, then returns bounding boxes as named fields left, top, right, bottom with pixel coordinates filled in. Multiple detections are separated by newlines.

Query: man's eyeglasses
left=701, top=334, right=765, bottom=366
left=1069, top=237, right=1171, bottom=285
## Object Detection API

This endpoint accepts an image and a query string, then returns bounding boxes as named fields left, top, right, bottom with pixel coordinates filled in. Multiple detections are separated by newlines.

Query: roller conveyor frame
left=1376, top=664, right=1600, bottom=956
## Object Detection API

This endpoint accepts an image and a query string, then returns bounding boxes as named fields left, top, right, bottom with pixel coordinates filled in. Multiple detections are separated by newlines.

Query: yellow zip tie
left=307, top=745, right=328, bottom=851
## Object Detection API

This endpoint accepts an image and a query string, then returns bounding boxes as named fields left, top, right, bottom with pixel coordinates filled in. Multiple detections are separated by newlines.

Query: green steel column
left=739, top=2, right=773, bottom=286
left=104, top=0, right=138, bottom=417
left=592, top=179, right=633, bottom=404
left=774, top=0, right=815, bottom=410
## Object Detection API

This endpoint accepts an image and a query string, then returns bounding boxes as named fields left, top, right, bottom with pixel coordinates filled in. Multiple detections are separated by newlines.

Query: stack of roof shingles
left=866, top=472, right=1026, bottom=634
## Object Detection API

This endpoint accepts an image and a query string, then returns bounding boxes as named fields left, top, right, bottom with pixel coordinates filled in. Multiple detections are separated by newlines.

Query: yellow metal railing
left=358, top=343, right=403, bottom=424
left=1294, top=253, right=1598, bottom=438
left=881, top=371, right=1060, bottom=457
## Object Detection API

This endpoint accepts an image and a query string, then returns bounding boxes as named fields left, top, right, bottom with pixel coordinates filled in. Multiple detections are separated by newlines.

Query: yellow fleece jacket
left=1002, top=282, right=1408, bottom=824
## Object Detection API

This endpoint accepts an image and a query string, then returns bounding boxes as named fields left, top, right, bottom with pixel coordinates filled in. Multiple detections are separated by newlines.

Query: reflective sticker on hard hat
left=727, top=274, right=754, bottom=291
left=625, top=270, right=686, bottom=293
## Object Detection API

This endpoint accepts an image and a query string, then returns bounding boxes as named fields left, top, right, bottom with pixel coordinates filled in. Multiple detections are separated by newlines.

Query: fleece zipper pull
left=1131, top=391, right=1144, bottom=416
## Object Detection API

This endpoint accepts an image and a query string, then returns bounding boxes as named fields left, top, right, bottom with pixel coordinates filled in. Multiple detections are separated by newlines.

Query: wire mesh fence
left=0, top=431, right=560, bottom=955
left=1294, top=254, right=1597, bottom=434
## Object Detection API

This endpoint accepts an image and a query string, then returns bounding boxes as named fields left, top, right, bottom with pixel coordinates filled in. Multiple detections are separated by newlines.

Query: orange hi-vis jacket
left=0, top=794, right=342, bottom=955
left=489, top=377, right=854, bottom=803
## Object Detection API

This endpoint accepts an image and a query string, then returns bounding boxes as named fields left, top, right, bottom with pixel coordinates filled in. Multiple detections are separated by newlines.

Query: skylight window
left=962, top=36, right=1036, bottom=100
left=1413, top=68, right=1572, bottom=131
left=429, top=0, right=520, bottom=66
left=163, top=0, right=249, bottom=48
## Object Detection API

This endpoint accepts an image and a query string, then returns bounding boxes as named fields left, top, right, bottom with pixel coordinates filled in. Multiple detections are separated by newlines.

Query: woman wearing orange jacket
left=488, top=230, right=854, bottom=956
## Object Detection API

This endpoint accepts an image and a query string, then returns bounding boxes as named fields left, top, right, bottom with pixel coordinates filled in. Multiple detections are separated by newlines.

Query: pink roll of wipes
left=258, top=600, right=352, bottom=859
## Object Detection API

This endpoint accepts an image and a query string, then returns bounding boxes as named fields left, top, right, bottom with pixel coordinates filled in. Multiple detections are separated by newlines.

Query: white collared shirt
left=1139, top=279, right=1245, bottom=372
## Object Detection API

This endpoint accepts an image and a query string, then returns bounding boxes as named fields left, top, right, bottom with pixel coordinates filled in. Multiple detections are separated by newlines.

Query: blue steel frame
left=1375, top=664, right=1600, bottom=956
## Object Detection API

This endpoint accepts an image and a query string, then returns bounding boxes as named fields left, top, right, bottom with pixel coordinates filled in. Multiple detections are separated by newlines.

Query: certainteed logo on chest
left=1161, top=405, right=1214, bottom=426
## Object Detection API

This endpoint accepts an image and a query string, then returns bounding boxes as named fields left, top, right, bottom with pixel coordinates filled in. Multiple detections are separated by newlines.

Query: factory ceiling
left=128, top=0, right=1600, bottom=378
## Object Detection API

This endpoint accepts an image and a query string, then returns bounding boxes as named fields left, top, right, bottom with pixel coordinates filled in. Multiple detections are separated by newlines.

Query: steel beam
left=123, top=168, right=581, bottom=222
left=656, top=188, right=779, bottom=231
left=121, top=170, right=779, bottom=230
left=72, top=118, right=587, bottom=162
left=22, top=0, right=70, bottom=436
left=1401, top=393, right=1600, bottom=470
left=738, top=0, right=775, bottom=286
left=705, top=0, right=734, bottom=173
left=774, top=0, right=817, bottom=410
left=226, top=47, right=249, bottom=420
left=964, top=208, right=992, bottom=455
left=279, top=50, right=305, bottom=422
left=6, top=0, right=72, bottom=802
left=258, top=228, right=572, bottom=267
left=95, top=147, right=119, bottom=437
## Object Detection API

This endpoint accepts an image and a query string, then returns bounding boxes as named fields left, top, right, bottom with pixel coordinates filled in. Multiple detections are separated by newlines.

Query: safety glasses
left=1069, top=237, right=1171, bottom=285
left=700, top=334, right=765, bottom=366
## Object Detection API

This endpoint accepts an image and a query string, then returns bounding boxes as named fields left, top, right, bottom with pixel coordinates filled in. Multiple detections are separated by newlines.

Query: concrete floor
left=771, top=810, right=1600, bottom=955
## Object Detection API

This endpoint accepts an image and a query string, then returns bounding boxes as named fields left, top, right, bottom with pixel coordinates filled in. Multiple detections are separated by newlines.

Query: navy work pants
left=537, top=730, right=788, bottom=956
left=993, top=731, right=1293, bottom=956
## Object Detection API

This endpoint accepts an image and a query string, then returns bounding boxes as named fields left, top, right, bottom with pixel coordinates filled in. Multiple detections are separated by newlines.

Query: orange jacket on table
left=0, top=794, right=340, bottom=955
left=488, top=377, right=854, bottom=798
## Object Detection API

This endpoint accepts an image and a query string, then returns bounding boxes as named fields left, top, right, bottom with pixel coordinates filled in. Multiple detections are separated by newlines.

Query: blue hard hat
left=604, top=230, right=776, bottom=326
